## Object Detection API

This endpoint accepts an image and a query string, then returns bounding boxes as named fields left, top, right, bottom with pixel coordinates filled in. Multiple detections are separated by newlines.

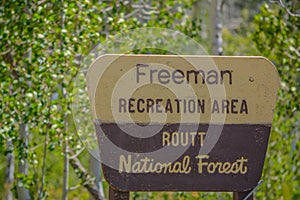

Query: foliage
left=253, top=3, right=300, bottom=200
left=0, top=0, right=107, bottom=198
left=224, top=2, right=300, bottom=199
left=1, top=0, right=299, bottom=199
left=0, top=0, right=201, bottom=199
left=222, top=8, right=260, bottom=56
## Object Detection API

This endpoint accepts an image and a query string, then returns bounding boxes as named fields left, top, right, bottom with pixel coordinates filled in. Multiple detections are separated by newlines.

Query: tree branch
left=289, top=46, right=300, bottom=58
left=0, top=48, right=11, bottom=55
left=4, top=51, right=19, bottom=80
left=69, top=147, right=85, bottom=159
left=69, top=184, right=81, bottom=191
left=270, top=0, right=300, bottom=17
left=69, top=150, right=105, bottom=200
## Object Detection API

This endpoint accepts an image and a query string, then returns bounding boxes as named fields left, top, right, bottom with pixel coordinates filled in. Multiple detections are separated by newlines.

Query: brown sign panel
left=86, top=55, right=279, bottom=192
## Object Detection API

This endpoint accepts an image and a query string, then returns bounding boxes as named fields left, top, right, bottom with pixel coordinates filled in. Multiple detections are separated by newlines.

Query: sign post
left=109, top=186, right=129, bottom=200
left=86, top=55, right=279, bottom=199
left=233, top=190, right=253, bottom=200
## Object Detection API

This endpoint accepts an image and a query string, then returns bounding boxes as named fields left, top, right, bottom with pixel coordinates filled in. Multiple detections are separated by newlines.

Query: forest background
left=0, top=0, right=299, bottom=199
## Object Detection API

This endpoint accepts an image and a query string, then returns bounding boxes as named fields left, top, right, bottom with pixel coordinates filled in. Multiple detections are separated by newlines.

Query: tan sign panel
left=87, top=55, right=279, bottom=124
left=86, top=54, right=279, bottom=192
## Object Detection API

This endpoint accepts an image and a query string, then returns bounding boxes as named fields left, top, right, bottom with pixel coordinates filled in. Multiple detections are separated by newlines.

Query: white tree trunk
left=5, top=140, right=14, bottom=200
left=17, top=123, right=31, bottom=200
left=62, top=131, right=69, bottom=200
left=88, top=149, right=104, bottom=200
left=210, top=0, right=223, bottom=55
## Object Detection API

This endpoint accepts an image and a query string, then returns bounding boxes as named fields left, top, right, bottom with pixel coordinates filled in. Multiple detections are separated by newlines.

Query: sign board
left=86, top=55, right=279, bottom=192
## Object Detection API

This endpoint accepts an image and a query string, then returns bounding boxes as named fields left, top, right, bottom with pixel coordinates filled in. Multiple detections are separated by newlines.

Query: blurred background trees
left=0, top=0, right=299, bottom=199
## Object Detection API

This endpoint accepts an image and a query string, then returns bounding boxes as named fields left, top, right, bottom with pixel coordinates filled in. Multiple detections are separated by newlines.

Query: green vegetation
left=253, top=4, right=300, bottom=200
left=0, top=0, right=299, bottom=199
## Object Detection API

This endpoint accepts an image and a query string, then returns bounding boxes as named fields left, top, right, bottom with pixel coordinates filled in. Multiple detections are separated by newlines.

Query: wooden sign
left=86, top=55, right=279, bottom=192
